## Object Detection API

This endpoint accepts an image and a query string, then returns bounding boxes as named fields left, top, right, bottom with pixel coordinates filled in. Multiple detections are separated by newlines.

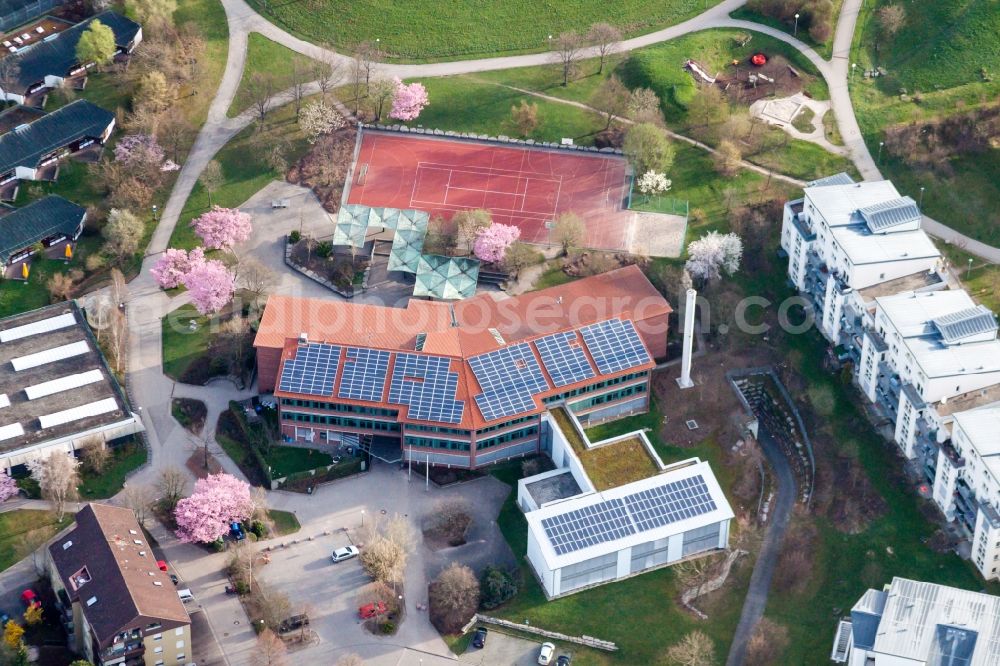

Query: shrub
left=315, top=241, right=333, bottom=258
left=428, top=562, right=479, bottom=634
left=250, top=520, right=267, bottom=538
left=479, top=566, right=518, bottom=609
left=288, top=230, right=301, bottom=244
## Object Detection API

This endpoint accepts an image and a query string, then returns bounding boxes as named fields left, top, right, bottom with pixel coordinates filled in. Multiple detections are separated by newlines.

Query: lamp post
left=919, top=186, right=925, bottom=207
left=967, top=258, right=974, bottom=279
left=877, top=141, right=884, bottom=163
left=360, top=509, right=365, bottom=527
left=152, top=204, right=158, bottom=221
left=851, top=63, right=857, bottom=81
left=794, top=13, right=800, bottom=36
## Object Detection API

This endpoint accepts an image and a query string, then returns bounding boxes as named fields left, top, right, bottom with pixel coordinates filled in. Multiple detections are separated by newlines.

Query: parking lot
left=459, top=630, right=574, bottom=666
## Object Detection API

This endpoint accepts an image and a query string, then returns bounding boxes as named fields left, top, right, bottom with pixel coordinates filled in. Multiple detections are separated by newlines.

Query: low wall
left=470, top=614, right=618, bottom=652
left=361, top=123, right=624, bottom=156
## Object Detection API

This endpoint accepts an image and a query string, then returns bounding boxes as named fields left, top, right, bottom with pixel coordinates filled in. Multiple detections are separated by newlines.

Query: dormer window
left=69, top=567, right=91, bottom=591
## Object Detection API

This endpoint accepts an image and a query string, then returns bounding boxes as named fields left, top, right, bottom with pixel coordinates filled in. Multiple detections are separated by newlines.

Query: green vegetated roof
left=0, top=195, right=85, bottom=263
left=413, top=254, right=480, bottom=300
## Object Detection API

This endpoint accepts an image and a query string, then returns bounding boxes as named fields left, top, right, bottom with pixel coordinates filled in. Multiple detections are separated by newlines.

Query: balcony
left=101, top=640, right=143, bottom=664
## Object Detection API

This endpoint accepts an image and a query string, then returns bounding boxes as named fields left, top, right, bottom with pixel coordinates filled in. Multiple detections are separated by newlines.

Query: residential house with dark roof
left=0, top=99, right=114, bottom=186
left=0, top=0, right=67, bottom=33
left=0, top=194, right=85, bottom=265
left=0, top=11, right=142, bottom=102
left=47, top=503, right=191, bottom=666
left=254, top=265, right=672, bottom=469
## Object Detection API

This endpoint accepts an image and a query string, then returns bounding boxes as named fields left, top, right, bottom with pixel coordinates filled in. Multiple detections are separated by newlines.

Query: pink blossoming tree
left=473, top=223, right=520, bottom=264
left=114, top=133, right=165, bottom=168
left=181, top=259, right=235, bottom=315
left=0, top=470, right=17, bottom=502
left=389, top=78, right=429, bottom=121
left=150, top=247, right=206, bottom=289
left=174, top=473, right=254, bottom=544
left=191, top=206, right=252, bottom=251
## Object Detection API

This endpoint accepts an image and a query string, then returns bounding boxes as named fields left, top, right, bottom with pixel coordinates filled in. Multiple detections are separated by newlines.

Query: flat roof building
left=0, top=301, right=142, bottom=470
left=832, top=577, right=1000, bottom=664
left=47, top=503, right=191, bottom=666
left=254, top=265, right=672, bottom=468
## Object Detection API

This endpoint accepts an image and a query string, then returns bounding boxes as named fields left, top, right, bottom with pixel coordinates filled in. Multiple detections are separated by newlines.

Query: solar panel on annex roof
left=623, top=475, right=717, bottom=533
left=388, top=352, right=464, bottom=424
left=337, top=347, right=390, bottom=402
left=933, top=306, right=998, bottom=344
left=858, top=196, right=921, bottom=233
left=469, top=343, right=550, bottom=422
left=533, top=330, right=595, bottom=387
left=278, top=343, right=341, bottom=396
left=541, top=498, right=635, bottom=556
left=579, top=318, right=650, bottom=375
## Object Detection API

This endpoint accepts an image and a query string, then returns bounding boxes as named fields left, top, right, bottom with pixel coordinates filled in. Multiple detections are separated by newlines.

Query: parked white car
left=538, top=642, right=556, bottom=665
left=331, top=545, right=360, bottom=563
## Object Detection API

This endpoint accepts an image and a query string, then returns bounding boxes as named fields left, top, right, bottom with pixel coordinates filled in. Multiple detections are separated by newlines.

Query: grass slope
left=850, top=0, right=1000, bottom=245
left=728, top=2, right=843, bottom=60
left=227, top=33, right=319, bottom=117
left=79, top=443, right=147, bottom=499
left=0, top=510, right=71, bottom=572
left=246, top=0, right=720, bottom=62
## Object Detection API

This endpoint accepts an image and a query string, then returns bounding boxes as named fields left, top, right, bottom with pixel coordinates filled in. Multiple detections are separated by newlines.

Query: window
left=153, top=634, right=162, bottom=641
left=175, top=627, right=184, bottom=636
left=175, top=640, right=184, bottom=649
left=155, top=661, right=163, bottom=666
left=154, top=647, right=163, bottom=654
left=177, top=655, right=185, bottom=662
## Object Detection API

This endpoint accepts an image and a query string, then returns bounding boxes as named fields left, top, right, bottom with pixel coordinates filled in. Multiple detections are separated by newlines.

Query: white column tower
left=676, top=288, right=696, bottom=389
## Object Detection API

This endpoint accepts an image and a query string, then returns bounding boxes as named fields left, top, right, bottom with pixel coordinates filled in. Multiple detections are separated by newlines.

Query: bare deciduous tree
left=336, top=655, right=363, bottom=666
left=551, top=211, right=584, bottom=255
left=311, top=53, right=344, bottom=100
left=251, top=629, right=288, bottom=666
left=552, top=31, right=584, bottom=86
left=122, top=482, right=155, bottom=526
left=745, top=618, right=789, bottom=666
left=591, top=75, right=629, bottom=131
left=199, top=160, right=224, bottom=207
left=80, top=436, right=110, bottom=474
left=157, top=466, right=187, bottom=511
left=877, top=4, right=906, bottom=38
left=27, top=452, right=80, bottom=521
left=428, top=562, right=479, bottom=634
left=509, top=99, right=539, bottom=137
left=243, top=72, right=276, bottom=127
left=586, top=22, right=622, bottom=74
left=368, top=77, right=395, bottom=122
left=255, top=582, right=292, bottom=632
left=664, top=630, right=716, bottom=666
left=237, top=256, right=277, bottom=313
left=289, top=59, right=308, bottom=119
left=453, top=209, right=492, bottom=253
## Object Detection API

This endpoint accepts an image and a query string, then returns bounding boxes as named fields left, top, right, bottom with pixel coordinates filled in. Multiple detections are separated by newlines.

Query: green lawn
left=174, top=0, right=231, bottom=129
left=161, top=303, right=216, bottom=380
left=169, top=99, right=310, bottom=250
left=79, top=442, right=148, bottom=499
left=729, top=3, right=842, bottom=60
left=395, top=75, right=610, bottom=146
left=228, top=33, right=320, bottom=117
left=264, top=446, right=333, bottom=478
left=0, top=510, right=72, bottom=572
left=245, top=0, right=721, bottom=62
left=266, top=509, right=300, bottom=536
left=849, top=0, right=1000, bottom=245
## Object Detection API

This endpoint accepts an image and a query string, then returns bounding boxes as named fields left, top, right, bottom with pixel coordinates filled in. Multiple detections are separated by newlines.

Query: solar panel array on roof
left=0, top=393, right=7, bottom=409
left=0, top=422, right=23, bottom=441
left=857, top=196, right=921, bottom=233
left=469, top=343, right=550, bottom=422
left=579, top=319, right=650, bottom=375
left=337, top=347, right=390, bottom=402
left=541, top=498, right=635, bottom=556
left=933, top=306, right=998, bottom=344
left=623, top=475, right=717, bottom=532
left=278, top=343, right=341, bottom=396
left=540, top=474, right=719, bottom=556
left=805, top=172, right=855, bottom=188
left=388, top=353, right=464, bottom=424
left=0, top=312, right=75, bottom=343
left=533, top=331, right=595, bottom=387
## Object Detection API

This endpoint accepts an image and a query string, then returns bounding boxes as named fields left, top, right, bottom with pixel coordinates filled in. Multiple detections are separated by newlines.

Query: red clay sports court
left=346, top=130, right=633, bottom=251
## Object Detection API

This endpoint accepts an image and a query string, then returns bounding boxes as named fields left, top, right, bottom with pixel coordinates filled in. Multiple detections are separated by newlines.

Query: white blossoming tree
left=299, top=100, right=346, bottom=144
left=685, top=231, right=743, bottom=284
left=636, top=170, right=672, bottom=208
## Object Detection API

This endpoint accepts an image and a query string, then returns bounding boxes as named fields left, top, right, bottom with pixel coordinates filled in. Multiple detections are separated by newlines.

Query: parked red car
left=358, top=602, right=386, bottom=619
left=20, top=589, right=38, bottom=608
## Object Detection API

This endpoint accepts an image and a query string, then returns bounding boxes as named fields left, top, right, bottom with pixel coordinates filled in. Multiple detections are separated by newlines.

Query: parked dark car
left=472, top=627, right=488, bottom=649
left=278, top=613, right=310, bottom=633
left=556, top=655, right=571, bottom=666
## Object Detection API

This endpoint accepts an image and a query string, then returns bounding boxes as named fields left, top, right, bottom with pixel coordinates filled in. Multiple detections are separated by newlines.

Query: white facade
left=930, top=408, right=1000, bottom=580
left=856, top=290, right=1000, bottom=459
left=832, top=577, right=1000, bottom=664
left=524, top=458, right=733, bottom=598
left=780, top=176, right=943, bottom=345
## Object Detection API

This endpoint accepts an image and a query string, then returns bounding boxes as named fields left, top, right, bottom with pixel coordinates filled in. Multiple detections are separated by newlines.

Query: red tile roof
left=259, top=266, right=670, bottom=429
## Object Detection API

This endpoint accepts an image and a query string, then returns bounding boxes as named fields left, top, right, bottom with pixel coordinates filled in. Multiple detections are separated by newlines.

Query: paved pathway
left=724, top=428, right=796, bottom=666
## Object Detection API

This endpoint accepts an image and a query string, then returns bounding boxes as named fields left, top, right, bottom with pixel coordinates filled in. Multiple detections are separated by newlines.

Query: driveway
left=459, top=631, right=566, bottom=666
